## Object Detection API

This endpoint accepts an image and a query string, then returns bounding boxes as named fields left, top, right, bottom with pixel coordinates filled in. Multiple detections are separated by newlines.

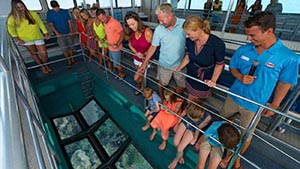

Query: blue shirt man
left=140, top=3, right=186, bottom=100
left=219, top=12, right=299, bottom=169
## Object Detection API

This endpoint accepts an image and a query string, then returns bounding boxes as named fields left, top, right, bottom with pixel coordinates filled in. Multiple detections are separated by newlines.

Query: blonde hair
left=183, top=16, right=211, bottom=34
left=80, top=9, right=92, bottom=27
left=185, top=102, right=205, bottom=120
left=9, top=0, right=35, bottom=25
left=155, top=3, right=173, bottom=15
left=143, top=88, right=154, bottom=99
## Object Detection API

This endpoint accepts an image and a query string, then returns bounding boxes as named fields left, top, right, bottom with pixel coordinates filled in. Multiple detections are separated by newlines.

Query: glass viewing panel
left=65, top=138, right=101, bottom=169
left=115, top=144, right=153, bottom=169
left=94, top=118, right=127, bottom=156
left=80, top=99, right=105, bottom=126
left=53, top=115, right=82, bottom=140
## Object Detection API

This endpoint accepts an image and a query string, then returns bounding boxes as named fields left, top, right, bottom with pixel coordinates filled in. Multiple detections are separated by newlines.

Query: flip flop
left=115, top=74, right=126, bottom=80
left=134, top=90, right=141, bottom=95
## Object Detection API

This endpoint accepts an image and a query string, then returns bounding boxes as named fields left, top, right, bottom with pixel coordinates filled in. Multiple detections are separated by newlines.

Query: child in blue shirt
left=196, top=121, right=241, bottom=169
left=141, top=88, right=161, bottom=131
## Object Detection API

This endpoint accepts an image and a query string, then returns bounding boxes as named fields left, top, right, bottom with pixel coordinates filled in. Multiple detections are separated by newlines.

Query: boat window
left=118, top=0, right=132, bottom=7
left=23, top=0, right=42, bottom=10
left=75, top=0, right=97, bottom=8
left=100, top=0, right=117, bottom=8
left=190, top=0, right=202, bottom=10
left=47, top=0, right=75, bottom=9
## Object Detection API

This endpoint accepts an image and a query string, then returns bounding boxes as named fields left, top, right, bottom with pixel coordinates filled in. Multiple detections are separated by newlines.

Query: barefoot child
left=168, top=101, right=212, bottom=169
left=196, top=121, right=241, bottom=169
left=150, top=89, right=183, bottom=150
left=141, top=88, right=161, bottom=131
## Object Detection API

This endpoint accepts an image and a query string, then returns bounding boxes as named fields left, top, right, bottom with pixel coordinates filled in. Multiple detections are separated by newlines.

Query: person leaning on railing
left=219, top=12, right=299, bottom=169
left=7, top=0, right=52, bottom=74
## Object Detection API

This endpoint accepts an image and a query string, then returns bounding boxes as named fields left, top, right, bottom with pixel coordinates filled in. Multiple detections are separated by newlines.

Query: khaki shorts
left=57, top=35, right=74, bottom=51
left=199, top=140, right=224, bottom=158
left=157, top=66, right=186, bottom=87
left=221, top=96, right=260, bottom=140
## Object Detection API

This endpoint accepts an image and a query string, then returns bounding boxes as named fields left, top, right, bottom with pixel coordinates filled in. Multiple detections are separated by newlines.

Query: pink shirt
left=131, top=28, right=151, bottom=62
left=103, top=16, right=123, bottom=51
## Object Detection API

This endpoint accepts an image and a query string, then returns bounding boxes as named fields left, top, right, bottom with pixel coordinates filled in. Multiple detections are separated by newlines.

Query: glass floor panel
left=94, top=118, right=128, bottom=156
left=53, top=115, right=82, bottom=140
left=80, top=99, right=105, bottom=126
left=64, top=138, right=102, bottom=169
left=115, top=144, right=153, bottom=169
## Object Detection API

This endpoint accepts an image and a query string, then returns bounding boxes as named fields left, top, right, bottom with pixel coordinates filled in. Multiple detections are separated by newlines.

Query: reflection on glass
left=53, top=115, right=82, bottom=140
left=94, top=118, right=127, bottom=156
left=80, top=100, right=105, bottom=126
left=65, top=138, right=101, bottom=169
left=115, top=144, right=153, bottom=169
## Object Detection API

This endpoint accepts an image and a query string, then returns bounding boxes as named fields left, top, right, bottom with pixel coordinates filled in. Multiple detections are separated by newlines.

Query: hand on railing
left=173, top=66, right=181, bottom=72
left=44, top=33, right=50, bottom=40
left=205, top=79, right=217, bottom=87
left=262, top=103, right=277, bottom=117
left=136, top=52, right=144, bottom=59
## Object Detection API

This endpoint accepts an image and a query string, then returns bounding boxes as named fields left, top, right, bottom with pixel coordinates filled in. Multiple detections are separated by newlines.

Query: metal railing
left=1, top=25, right=57, bottom=169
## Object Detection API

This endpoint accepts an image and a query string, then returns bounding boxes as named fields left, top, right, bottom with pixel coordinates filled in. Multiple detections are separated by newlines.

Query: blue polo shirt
left=149, top=92, right=162, bottom=111
left=46, top=9, right=71, bottom=35
left=204, top=121, right=227, bottom=147
left=152, top=17, right=186, bottom=69
left=229, top=39, right=299, bottom=113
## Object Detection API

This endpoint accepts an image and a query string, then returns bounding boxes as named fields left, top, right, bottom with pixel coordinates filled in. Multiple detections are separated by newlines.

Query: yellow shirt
left=7, top=11, right=48, bottom=41
left=93, top=20, right=108, bottom=48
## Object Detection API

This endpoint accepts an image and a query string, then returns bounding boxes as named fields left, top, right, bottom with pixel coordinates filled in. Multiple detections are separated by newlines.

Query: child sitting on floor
left=196, top=121, right=241, bottom=169
left=168, top=101, right=212, bottom=169
left=150, top=89, right=183, bottom=150
left=141, top=87, right=161, bottom=131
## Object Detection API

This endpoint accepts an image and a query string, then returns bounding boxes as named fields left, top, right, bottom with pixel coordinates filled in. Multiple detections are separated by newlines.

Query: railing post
left=227, top=106, right=264, bottom=169
left=265, top=85, right=300, bottom=134
left=222, top=0, right=235, bottom=33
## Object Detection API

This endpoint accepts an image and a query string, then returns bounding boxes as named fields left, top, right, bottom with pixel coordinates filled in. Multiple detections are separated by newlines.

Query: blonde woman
left=7, top=0, right=51, bottom=74
left=175, top=16, right=225, bottom=101
left=80, top=9, right=100, bottom=64
left=72, top=7, right=87, bottom=49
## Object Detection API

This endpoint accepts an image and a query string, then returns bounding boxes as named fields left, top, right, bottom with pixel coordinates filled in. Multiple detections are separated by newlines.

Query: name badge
left=240, top=55, right=250, bottom=61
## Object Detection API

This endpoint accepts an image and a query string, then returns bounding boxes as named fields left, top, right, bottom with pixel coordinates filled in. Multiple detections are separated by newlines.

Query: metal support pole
left=227, top=106, right=264, bottom=169
left=222, top=0, right=235, bottom=33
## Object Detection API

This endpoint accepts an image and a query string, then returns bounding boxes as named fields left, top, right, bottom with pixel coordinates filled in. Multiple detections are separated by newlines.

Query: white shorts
left=133, top=59, right=150, bottom=68
left=23, top=39, right=45, bottom=46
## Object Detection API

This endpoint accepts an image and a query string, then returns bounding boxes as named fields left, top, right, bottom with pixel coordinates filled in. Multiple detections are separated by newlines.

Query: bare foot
left=150, top=130, right=157, bottom=141
left=168, top=159, right=178, bottom=169
left=219, top=158, right=230, bottom=168
left=158, top=140, right=167, bottom=150
left=141, top=124, right=150, bottom=131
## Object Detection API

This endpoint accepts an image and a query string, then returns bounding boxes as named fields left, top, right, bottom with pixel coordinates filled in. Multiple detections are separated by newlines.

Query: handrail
left=0, top=56, right=28, bottom=169
left=8, top=30, right=298, bottom=169
left=2, top=25, right=58, bottom=169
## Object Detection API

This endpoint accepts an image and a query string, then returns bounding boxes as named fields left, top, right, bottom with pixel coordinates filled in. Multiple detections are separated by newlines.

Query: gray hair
left=155, top=3, right=174, bottom=15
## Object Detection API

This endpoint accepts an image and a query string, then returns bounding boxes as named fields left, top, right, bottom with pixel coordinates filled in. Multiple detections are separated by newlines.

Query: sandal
left=134, top=90, right=141, bottom=96
left=41, top=66, right=49, bottom=74
left=46, top=66, right=52, bottom=72
left=67, top=63, right=72, bottom=69
left=72, top=59, right=78, bottom=64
